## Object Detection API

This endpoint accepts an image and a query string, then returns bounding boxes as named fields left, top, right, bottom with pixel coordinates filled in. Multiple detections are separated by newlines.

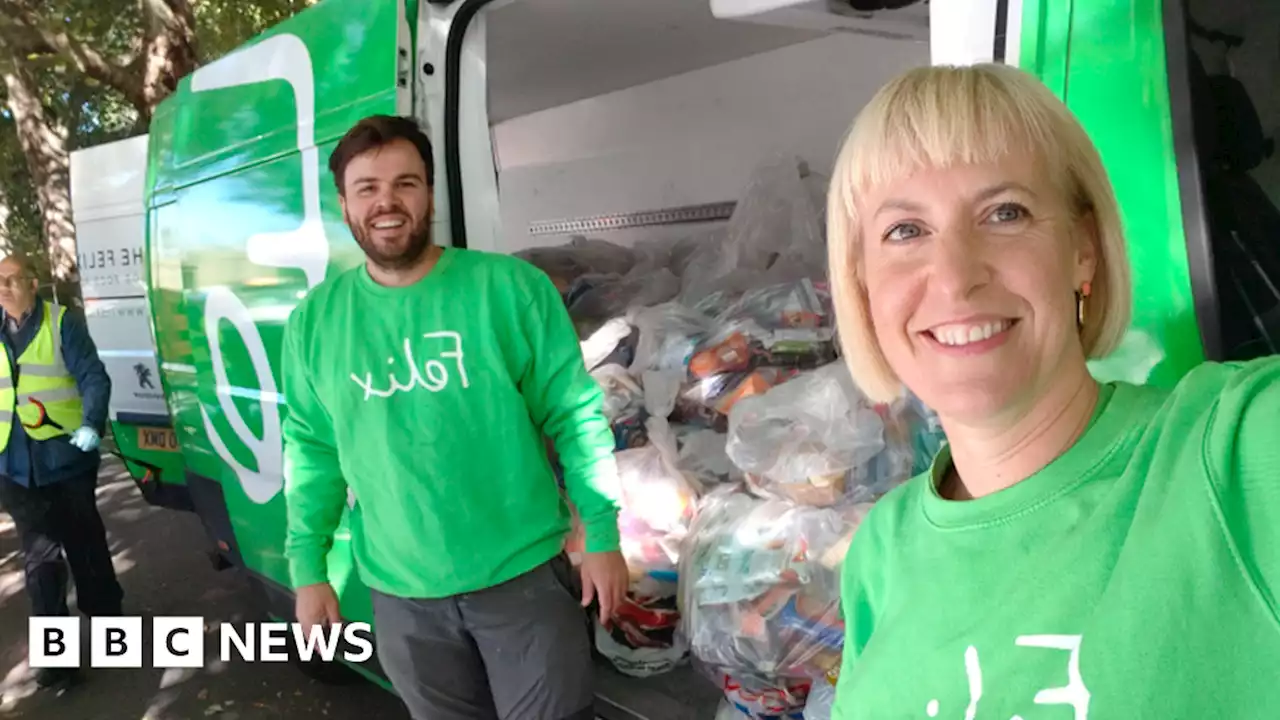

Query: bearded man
left=279, top=115, right=625, bottom=720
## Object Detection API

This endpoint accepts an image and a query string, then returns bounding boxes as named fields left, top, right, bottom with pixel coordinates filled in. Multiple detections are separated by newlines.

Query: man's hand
left=579, top=550, right=628, bottom=626
left=69, top=426, right=100, bottom=452
left=296, top=582, right=341, bottom=633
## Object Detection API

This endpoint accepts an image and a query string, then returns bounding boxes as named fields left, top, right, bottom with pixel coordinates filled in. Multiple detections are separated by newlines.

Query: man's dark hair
left=328, top=115, right=435, bottom=194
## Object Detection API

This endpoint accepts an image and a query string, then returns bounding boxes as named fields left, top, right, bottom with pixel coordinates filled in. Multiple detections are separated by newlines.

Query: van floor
left=594, top=660, right=722, bottom=720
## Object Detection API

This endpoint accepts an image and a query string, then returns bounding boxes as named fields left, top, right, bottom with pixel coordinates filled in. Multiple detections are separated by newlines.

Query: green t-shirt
left=832, top=356, right=1280, bottom=719
left=279, top=247, right=621, bottom=599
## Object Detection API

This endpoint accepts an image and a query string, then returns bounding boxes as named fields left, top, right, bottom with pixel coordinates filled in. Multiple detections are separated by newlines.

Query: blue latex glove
left=69, top=426, right=100, bottom=452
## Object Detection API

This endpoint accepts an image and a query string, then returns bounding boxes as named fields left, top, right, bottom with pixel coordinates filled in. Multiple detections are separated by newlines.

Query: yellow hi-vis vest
left=0, top=300, right=84, bottom=452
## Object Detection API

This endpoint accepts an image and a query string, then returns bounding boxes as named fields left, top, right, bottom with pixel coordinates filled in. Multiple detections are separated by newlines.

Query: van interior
left=467, top=0, right=1278, bottom=716
left=480, top=2, right=932, bottom=717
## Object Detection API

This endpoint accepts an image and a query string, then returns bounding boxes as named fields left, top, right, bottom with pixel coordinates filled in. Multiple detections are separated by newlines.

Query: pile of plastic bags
left=524, top=155, right=946, bottom=715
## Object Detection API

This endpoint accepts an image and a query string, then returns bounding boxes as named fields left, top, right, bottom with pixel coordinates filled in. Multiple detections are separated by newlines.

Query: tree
left=0, top=1, right=198, bottom=126
left=0, top=0, right=196, bottom=286
left=0, top=0, right=318, bottom=290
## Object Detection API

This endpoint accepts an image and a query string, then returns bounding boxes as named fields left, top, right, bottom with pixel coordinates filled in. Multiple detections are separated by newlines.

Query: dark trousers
left=371, top=554, right=596, bottom=720
left=0, top=470, right=123, bottom=617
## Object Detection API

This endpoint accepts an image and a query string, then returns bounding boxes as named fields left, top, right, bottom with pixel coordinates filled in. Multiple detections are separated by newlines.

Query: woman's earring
left=1076, top=281, right=1092, bottom=330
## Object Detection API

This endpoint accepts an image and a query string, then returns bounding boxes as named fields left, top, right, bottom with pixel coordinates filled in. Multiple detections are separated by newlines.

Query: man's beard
left=351, top=213, right=433, bottom=271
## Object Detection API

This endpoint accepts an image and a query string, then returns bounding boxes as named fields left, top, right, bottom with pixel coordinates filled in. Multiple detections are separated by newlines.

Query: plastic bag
left=666, top=229, right=722, bottom=280
left=594, top=550, right=687, bottom=678
left=679, top=486, right=870, bottom=682
left=515, top=236, right=636, bottom=290
left=673, top=425, right=733, bottom=487
left=706, top=279, right=837, bottom=368
left=592, top=364, right=647, bottom=449
left=715, top=675, right=810, bottom=720
left=680, top=155, right=826, bottom=307
left=569, top=268, right=682, bottom=339
left=726, top=365, right=886, bottom=507
left=674, top=368, right=798, bottom=434
left=629, top=302, right=714, bottom=376
left=581, top=318, right=636, bottom=371
left=722, top=674, right=812, bottom=720
left=595, top=597, right=687, bottom=678
left=714, top=279, right=832, bottom=337
left=838, top=392, right=949, bottom=504
left=613, top=409, right=699, bottom=577
left=803, top=677, right=837, bottom=720
left=594, top=363, right=643, bottom=420
left=600, top=418, right=698, bottom=678
left=616, top=422, right=698, bottom=538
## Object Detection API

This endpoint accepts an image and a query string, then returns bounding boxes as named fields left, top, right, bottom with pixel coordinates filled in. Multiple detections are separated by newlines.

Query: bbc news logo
left=29, top=617, right=373, bottom=668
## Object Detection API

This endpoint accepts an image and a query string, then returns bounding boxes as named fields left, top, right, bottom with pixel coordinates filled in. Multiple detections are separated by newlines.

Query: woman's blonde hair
left=827, top=63, right=1132, bottom=403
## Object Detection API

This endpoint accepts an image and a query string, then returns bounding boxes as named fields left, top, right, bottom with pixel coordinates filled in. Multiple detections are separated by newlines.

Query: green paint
left=1018, top=0, right=1071, bottom=97
left=1020, top=0, right=1207, bottom=386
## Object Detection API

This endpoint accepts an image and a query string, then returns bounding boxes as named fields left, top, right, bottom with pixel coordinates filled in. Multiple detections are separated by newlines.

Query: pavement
left=0, top=459, right=412, bottom=720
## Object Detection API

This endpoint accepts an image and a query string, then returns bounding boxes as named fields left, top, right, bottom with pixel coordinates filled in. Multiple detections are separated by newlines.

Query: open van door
left=143, top=0, right=418, bottom=677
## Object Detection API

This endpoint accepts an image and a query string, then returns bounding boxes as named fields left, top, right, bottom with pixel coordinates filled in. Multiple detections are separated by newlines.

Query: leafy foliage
left=197, top=0, right=319, bottom=62
left=0, top=0, right=319, bottom=284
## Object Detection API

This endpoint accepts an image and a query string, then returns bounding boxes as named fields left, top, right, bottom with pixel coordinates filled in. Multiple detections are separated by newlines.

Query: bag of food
left=581, top=318, right=637, bottom=371
left=600, top=416, right=698, bottom=678
left=515, top=236, right=636, bottom=291
left=616, top=427, right=698, bottom=538
left=672, top=425, right=733, bottom=488
left=629, top=302, right=714, bottom=376
left=725, top=365, right=886, bottom=507
left=569, top=268, right=681, bottom=339
left=592, top=363, right=648, bottom=450
left=680, top=155, right=825, bottom=308
left=712, top=673, right=812, bottom=720
left=679, top=486, right=871, bottom=683
left=802, top=675, right=837, bottom=720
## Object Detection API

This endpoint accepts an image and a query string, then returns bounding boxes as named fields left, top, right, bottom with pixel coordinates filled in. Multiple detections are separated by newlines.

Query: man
left=0, top=254, right=118, bottom=690
left=281, top=115, right=627, bottom=720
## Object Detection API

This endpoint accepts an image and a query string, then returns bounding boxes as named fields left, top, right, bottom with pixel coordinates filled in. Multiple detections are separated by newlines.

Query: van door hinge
left=397, top=47, right=412, bottom=89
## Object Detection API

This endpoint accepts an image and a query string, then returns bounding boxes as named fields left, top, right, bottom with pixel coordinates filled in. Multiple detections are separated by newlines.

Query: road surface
left=0, top=459, right=412, bottom=720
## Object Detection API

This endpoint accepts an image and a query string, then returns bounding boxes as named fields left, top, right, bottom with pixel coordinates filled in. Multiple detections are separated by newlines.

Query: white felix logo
left=189, top=34, right=327, bottom=504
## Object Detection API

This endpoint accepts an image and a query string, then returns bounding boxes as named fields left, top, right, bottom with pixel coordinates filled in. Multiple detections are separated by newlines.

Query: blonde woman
left=825, top=64, right=1280, bottom=718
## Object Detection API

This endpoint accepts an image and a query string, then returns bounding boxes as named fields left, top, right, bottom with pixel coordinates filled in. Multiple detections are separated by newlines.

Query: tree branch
left=0, top=28, right=56, bottom=58
left=0, top=5, right=145, bottom=111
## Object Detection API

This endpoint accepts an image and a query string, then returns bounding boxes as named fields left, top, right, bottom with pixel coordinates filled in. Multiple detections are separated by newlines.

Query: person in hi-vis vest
left=0, top=253, right=118, bottom=691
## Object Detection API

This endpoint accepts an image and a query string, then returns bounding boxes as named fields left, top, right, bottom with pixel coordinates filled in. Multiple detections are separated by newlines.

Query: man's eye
left=988, top=203, right=1029, bottom=223
left=884, top=222, right=923, bottom=242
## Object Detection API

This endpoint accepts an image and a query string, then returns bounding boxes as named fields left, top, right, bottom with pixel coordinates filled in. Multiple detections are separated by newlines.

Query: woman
left=824, top=63, right=1280, bottom=718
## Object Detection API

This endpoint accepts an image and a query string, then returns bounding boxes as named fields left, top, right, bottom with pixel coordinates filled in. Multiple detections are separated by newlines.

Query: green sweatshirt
left=833, top=356, right=1280, bottom=719
left=280, top=247, right=621, bottom=599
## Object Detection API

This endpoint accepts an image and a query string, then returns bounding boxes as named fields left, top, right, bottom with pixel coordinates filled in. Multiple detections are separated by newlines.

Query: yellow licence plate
left=137, top=427, right=179, bottom=452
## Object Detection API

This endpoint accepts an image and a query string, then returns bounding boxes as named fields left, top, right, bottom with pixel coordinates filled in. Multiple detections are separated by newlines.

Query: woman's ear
left=1073, top=210, right=1100, bottom=286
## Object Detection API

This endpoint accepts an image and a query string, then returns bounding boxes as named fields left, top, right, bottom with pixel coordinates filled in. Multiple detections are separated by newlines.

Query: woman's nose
left=929, top=230, right=991, bottom=299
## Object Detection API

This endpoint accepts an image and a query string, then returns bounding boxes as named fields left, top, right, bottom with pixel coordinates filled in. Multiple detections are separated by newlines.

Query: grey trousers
left=371, top=554, right=596, bottom=720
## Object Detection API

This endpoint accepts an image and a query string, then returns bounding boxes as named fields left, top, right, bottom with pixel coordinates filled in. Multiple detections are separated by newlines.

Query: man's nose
left=372, top=186, right=401, bottom=209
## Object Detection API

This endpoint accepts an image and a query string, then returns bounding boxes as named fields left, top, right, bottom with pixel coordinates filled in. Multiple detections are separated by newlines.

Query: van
left=72, top=136, right=192, bottom=517
left=72, top=0, right=1278, bottom=717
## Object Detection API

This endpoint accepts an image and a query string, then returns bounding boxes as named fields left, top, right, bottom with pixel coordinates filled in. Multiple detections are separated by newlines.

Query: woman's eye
left=988, top=203, right=1029, bottom=224
left=884, top=222, right=923, bottom=243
